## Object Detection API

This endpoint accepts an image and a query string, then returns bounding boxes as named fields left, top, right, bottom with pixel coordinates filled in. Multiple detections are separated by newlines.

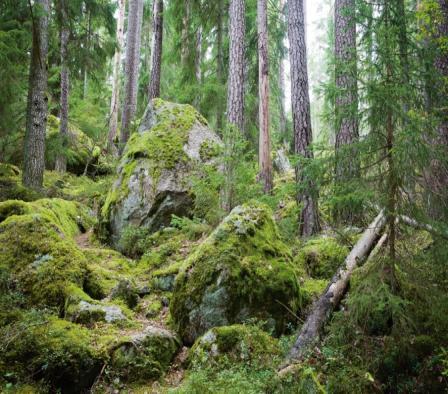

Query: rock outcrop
left=171, top=202, right=300, bottom=345
left=101, top=99, right=222, bottom=245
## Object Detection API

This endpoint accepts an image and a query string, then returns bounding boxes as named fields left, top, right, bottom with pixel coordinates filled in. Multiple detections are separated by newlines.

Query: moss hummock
left=0, top=198, right=94, bottom=308
left=294, top=237, right=349, bottom=279
left=171, top=202, right=300, bottom=345
left=189, top=324, right=281, bottom=369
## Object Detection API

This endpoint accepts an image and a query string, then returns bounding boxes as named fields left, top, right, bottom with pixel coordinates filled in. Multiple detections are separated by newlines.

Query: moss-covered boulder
left=101, top=99, right=222, bottom=245
left=294, top=237, right=349, bottom=279
left=1, top=314, right=105, bottom=393
left=189, top=324, right=281, bottom=368
left=0, top=163, right=41, bottom=202
left=111, top=325, right=180, bottom=382
left=171, top=202, right=300, bottom=345
left=46, top=115, right=101, bottom=175
left=0, top=199, right=93, bottom=308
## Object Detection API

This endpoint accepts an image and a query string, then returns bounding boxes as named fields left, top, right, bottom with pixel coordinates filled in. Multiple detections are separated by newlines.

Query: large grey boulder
left=171, top=202, right=301, bottom=345
left=101, top=99, right=222, bottom=244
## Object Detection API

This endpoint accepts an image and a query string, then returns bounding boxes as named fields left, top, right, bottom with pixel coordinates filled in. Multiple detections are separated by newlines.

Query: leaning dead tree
left=281, top=211, right=387, bottom=370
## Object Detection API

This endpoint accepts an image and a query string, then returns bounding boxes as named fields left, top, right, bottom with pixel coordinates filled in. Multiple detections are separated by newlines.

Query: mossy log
left=281, top=211, right=387, bottom=369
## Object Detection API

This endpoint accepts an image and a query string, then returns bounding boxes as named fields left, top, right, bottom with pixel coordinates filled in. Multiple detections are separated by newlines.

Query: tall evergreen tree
left=287, top=0, right=320, bottom=236
left=257, top=0, right=273, bottom=193
left=23, top=0, right=50, bottom=189
left=120, top=0, right=144, bottom=152
left=55, top=0, right=70, bottom=172
left=334, top=0, right=359, bottom=223
left=227, top=0, right=246, bottom=132
left=108, top=0, right=126, bottom=154
left=148, top=0, right=163, bottom=100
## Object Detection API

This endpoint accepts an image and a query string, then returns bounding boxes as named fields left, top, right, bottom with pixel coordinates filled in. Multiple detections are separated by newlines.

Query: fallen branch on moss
left=399, top=214, right=448, bottom=240
left=279, top=211, right=387, bottom=372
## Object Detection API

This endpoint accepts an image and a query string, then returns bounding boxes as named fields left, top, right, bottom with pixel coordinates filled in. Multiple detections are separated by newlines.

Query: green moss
left=294, top=237, right=348, bottom=279
left=111, top=326, right=180, bottom=382
left=199, top=140, right=221, bottom=162
left=300, top=278, right=327, bottom=308
left=0, top=199, right=95, bottom=308
left=189, top=324, right=280, bottom=369
left=171, top=202, right=300, bottom=344
left=45, top=115, right=100, bottom=174
left=0, top=164, right=41, bottom=202
left=83, top=248, right=134, bottom=299
left=1, top=313, right=106, bottom=392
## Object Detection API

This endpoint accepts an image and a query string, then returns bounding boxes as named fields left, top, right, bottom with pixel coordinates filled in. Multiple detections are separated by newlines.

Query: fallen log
left=399, top=215, right=448, bottom=240
left=280, top=211, right=387, bottom=370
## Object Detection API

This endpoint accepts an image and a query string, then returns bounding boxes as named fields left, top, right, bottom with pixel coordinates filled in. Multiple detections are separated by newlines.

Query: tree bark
left=334, top=0, right=359, bottom=223
left=181, top=0, right=191, bottom=67
left=216, top=0, right=225, bottom=132
left=282, top=211, right=387, bottom=366
left=278, top=0, right=287, bottom=143
left=227, top=0, right=246, bottom=133
left=55, top=0, right=70, bottom=173
left=426, top=0, right=448, bottom=220
left=287, top=0, right=320, bottom=237
left=23, top=0, right=50, bottom=190
left=258, top=0, right=273, bottom=193
left=108, top=0, right=126, bottom=155
left=120, top=0, right=144, bottom=153
left=148, top=0, right=163, bottom=100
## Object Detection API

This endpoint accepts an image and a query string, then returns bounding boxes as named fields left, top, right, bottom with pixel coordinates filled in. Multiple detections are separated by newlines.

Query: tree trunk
left=278, top=0, right=287, bottom=143
left=55, top=0, right=70, bottom=173
left=257, top=0, right=273, bottom=193
left=120, top=0, right=144, bottom=153
left=83, top=9, right=91, bottom=100
left=148, top=0, right=163, bottom=100
left=334, top=0, right=359, bottom=223
left=216, top=0, right=225, bottom=132
left=287, top=0, right=320, bottom=237
left=426, top=0, right=448, bottom=220
left=108, top=0, right=126, bottom=155
left=193, top=25, right=203, bottom=108
left=227, top=0, right=246, bottom=133
left=23, top=0, right=50, bottom=190
left=181, top=0, right=191, bottom=67
left=282, top=211, right=387, bottom=366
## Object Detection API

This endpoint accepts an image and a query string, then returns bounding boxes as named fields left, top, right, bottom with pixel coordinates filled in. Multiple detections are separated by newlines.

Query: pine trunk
left=427, top=0, right=448, bottom=219
left=55, top=0, right=70, bottom=173
left=334, top=0, right=359, bottom=223
left=216, top=0, right=225, bottom=132
left=287, top=0, right=320, bottom=237
left=227, top=0, right=246, bottom=133
left=148, top=0, right=163, bottom=100
left=278, top=0, right=287, bottom=143
left=23, top=0, right=50, bottom=190
left=258, top=0, right=273, bottom=193
left=120, top=0, right=144, bottom=153
left=108, top=0, right=126, bottom=154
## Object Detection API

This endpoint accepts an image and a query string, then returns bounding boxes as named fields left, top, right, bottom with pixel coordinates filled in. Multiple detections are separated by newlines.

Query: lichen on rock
left=171, top=202, right=300, bottom=345
left=100, top=99, right=222, bottom=245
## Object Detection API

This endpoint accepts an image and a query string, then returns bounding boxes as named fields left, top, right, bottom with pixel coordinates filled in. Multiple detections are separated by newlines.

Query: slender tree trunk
left=23, top=0, right=50, bottom=190
left=83, top=9, right=91, bottom=100
left=108, top=0, right=126, bottom=155
left=227, top=0, right=246, bottom=133
left=148, top=0, right=163, bottom=100
left=287, top=0, right=320, bottom=237
left=334, top=0, right=359, bottom=223
left=216, top=0, right=225, bottom=132
left=181, top=0, right=191, bottom=67
left=55, top=0, right=70, bottom=173
left=193, top=25, right=203, bottom=107
left=257, top=0, right=273, bottom=193
left=120, top=0, right=144, bottom=153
